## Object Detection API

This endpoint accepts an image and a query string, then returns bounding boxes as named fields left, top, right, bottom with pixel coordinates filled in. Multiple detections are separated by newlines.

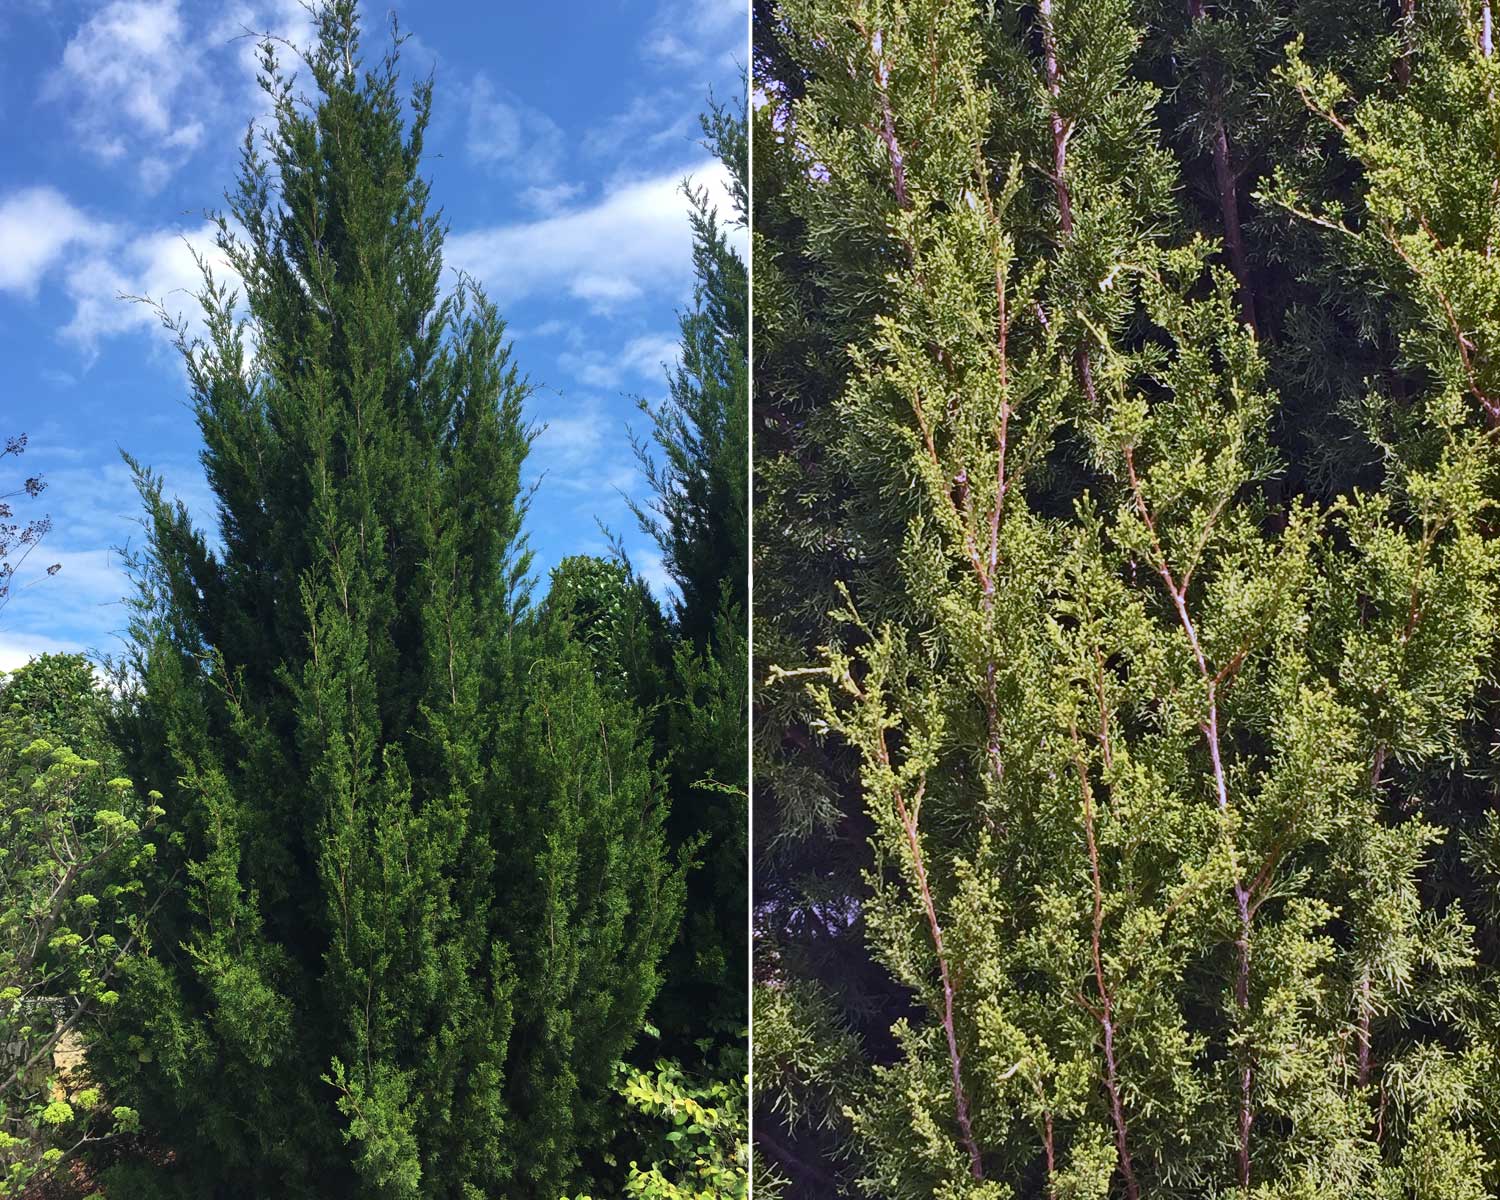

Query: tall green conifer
left=93, top=7, right=679, bottom=1197
left=631, top=94, right=751, bottom=1057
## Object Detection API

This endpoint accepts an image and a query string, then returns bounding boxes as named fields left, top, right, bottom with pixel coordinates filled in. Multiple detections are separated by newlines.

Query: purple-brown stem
left=1395, top=0, right=1416, bottom=86
left=1234, top=883, right=1254, bottom=1190
left=1189, top=0, right=1257, bottom=333
left=1073, top=730, right=1142, bottom=1200
left=1042, top=1109, right=1057, bottom=1197
left=1037, top=1, right=1101, bottom=412
left=873, top=724, right=984, bottom=1180
left=1124, top=444, right=1257, bottom=1187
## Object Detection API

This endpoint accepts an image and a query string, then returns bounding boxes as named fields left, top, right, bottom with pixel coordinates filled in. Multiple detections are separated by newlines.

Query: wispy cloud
left=446, top=159, right=730, bottom=314
left=0, top=188, right=110, bottom=297
left=0, top=177, right=231, bottom=362
left=641, top=0, right=744, bottom=72
left=43, top=0, right=322, bottom=191
left=61, top=222, right=228, bottom=352
left=0, top=449, right=215, bottom=667
left=43, top=0, right=204, bottom=189
left=557, top=332, right=679, bottom=392
left=525, top=389, right=637, bottom=498
left=581, top=91, right=699, bottom=165
left=465, top=73, right=565, bottom=180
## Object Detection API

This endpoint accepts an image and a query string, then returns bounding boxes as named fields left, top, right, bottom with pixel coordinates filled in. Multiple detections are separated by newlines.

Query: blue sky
left=0, top=0, right=744, bottom=670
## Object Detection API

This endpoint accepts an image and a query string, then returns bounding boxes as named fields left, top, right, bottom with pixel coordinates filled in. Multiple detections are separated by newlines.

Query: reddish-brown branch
left=1042, top=1107, right=1057, bottom=1197
left=1189, top=0, right=1258, bottom=333
left=871, top=30, right=910, bottom=210
left=1070, top=728, right=1142, bottom=1200
left=873, top=728, right=984, bottom=1179
left=1037, top=0, right=1102, bottom=414
left=1210, top=123, right=1254, bottom=329
left=910, top=389, right=991, bottom=588
left=1356, top=969, right=1374, bottom=1087
left=1039, top=0, right=1073, bottom=235
left=1383, top=222, right=1500, bottom=425
left=1395, top=0, right=1416, bottom=86
left=1124, top=441, right=1255, bottom=1182
left=1234, top=883, right=1254, bottom=1189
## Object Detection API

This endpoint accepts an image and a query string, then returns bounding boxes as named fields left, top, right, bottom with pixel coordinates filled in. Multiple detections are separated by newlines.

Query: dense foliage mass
left=631, top=91, right=751, bottom=1062
left=753, top=1, right=1500, bottom=1197
left=552, top=88, right=751, bottom=1197
left=0, top=656, right=157, bottom=1196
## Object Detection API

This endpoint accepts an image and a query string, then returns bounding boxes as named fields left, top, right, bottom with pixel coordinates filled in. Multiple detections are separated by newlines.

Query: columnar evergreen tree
left=91, top=7, right=680, bottom=1197
left=631, top=93, right=750, bottom=1058
left=754, top=1, right=1500, bottom=1196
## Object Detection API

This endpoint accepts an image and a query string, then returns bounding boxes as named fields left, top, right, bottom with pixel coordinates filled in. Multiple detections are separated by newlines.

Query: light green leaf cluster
left=0, top=654, right=160, bottom=1197
left=563, top=1058, right=748, bottom=1200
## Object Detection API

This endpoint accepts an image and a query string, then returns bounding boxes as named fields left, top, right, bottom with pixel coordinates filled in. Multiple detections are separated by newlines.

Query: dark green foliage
left=753, top=1, right=1500, bottom=1196
left=543, top=555, right=671, bottom=710
left=629, top=92, right=751, bottom=1063
left=89, top=7, right=680, bottom=1197
left=630, top=93, right=749, bottom=649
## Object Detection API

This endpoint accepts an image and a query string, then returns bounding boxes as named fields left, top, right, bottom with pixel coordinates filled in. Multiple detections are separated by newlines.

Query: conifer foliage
left=754, top=1, right=1500, bottom=1196
left=93, top=6, right=680, bottom=1197
left=631, top=93, right=751, bottom=1057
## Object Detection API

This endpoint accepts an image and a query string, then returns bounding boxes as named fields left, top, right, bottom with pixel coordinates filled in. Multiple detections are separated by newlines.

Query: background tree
left=0, top=655, right=159, bottom=1197
left=1271, top=0, right=1500, bottom=1171
left=0, top=434, right=60, bottom=617
left=88, top=6, right=680, bottom=1198
left=630, top=91, right=750, bottom=1063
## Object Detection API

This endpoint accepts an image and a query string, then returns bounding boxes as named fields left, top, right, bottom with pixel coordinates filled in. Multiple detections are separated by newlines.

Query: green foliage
left=0, top=656, right=156, bottom=1196
left=86, top=6, right=681, bottom=1197
left=565, top=1055, right=748, bottom=1200
left=543, top=555, right=671, bottom=706
left=630, top=91, right=749, bottom=648
left=629, top=89, right=750, bottom=1063
left=754, top=0, right=1500, bottom=1196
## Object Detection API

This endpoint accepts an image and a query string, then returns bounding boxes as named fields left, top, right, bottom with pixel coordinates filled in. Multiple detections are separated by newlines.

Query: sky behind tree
left=0, top=0, right=743, bottom=669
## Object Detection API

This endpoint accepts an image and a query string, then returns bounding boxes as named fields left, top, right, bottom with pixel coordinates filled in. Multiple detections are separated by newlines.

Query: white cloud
left=525, top=389, right=638, bottom=500
left=57, top=0, right=186, bottom=136
left=44, top=0, right=205, bottom=188
left=0, top=633, right=90, bottom=676
left=558, top=333, right=679, bottom=392
left=466, top=74, right=564, bottom=178
left=0, top=188, right=108, bottom=297
left=0, top=447, right=216, bottom=665
left=446, top=159, right=731, bottom=314
left=632, top=546, right=675, bottom=604
left=519, top=182, right=584, bottom=214
left=62, top=222, right=231, bottom=352
left=622, top=333, right=681, bottom=378
left=0, top=176, right=233, bottom=359
left=641, top=0, right=745, bottom=72
left=581, top=91, right=698, bottom=167
left=44, top=0, right=321, bottom=190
